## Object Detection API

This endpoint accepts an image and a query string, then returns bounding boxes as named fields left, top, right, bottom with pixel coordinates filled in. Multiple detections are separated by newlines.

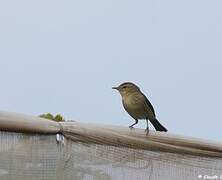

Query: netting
left=0, top=111, right=221, bottom=180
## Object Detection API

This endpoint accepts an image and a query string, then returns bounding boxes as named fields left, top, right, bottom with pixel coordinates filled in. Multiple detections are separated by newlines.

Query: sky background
left=0, top=0, right=222, bottom=141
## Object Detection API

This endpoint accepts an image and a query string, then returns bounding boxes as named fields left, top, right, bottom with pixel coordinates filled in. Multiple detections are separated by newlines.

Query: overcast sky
left=0, top=0, right=222, bottom=141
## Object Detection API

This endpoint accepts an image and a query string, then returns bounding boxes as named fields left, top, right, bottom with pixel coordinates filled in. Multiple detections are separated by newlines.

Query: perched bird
left=112, top=82, right=167, bottom=133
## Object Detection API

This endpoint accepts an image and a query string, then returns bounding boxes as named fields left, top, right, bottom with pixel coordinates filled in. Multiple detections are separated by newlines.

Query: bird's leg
left=129, top=119, right=138, bottom=128
left=145, top=119, right=149, bottom=135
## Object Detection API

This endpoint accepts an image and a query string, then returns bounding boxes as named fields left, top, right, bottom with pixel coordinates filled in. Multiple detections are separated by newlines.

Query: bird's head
left=112, top=82, right=140, bottom=96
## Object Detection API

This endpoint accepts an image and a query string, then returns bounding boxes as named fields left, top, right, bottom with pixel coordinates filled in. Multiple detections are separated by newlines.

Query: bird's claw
left=145, top=128, right=149, bottom=135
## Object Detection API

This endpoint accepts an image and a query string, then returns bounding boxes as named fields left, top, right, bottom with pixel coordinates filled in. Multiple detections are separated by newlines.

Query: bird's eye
left=122, top=86, right=127, bottom=89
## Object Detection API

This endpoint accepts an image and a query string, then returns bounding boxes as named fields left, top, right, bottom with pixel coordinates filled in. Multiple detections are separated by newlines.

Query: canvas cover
left=0, top=111, right=221, bottom=180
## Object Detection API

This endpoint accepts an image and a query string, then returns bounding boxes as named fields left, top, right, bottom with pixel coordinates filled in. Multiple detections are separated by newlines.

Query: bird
left=112, top=82, right=167, bottom=133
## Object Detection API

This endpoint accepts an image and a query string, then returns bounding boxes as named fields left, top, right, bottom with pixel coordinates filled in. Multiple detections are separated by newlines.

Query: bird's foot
left=129, top=125, right=134, bottom=129
left=145, top=128, right=149, bottom=135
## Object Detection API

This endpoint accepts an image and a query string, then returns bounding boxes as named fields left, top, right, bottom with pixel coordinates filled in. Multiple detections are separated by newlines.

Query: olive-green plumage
left=113, top=82, right=167, bottom=132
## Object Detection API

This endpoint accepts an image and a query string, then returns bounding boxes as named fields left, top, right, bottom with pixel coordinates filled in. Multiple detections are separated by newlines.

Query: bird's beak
left=112, top=86, right=119, bottom=90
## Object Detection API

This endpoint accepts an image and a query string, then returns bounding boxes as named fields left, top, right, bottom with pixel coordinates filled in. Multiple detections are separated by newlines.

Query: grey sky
left=0, top=0, right=222, bottom=141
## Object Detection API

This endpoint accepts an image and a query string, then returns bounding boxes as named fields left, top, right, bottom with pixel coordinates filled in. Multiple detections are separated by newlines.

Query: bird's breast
left=122, top=93, right=147, bottom=119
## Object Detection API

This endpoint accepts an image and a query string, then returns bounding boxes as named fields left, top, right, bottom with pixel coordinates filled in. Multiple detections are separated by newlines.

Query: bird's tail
left=150, top=118, right=167, bottom=132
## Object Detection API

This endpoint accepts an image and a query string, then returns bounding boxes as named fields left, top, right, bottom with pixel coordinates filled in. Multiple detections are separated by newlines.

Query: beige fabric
left=0, top=111, right=60, bottom=134
left=61, top=122, right=222, bottom=157
left=0, top=111, right=222, bottom=157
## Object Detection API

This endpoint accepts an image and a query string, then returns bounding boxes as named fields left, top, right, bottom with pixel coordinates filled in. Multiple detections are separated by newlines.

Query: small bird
left=112, top=82, right=167, bottom=133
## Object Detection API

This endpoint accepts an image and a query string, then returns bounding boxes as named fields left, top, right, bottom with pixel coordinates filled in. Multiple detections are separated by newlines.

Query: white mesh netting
left=0, top=131, right=221, bottom=180
left=0, top=111, right=222, bottom=180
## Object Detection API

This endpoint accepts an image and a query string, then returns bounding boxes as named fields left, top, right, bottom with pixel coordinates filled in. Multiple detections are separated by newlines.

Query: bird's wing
left=142, top=93, right=156, bottom=117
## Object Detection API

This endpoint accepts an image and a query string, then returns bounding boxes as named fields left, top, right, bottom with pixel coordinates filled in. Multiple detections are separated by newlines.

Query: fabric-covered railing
left=0, top=111, right=222, bottom=157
